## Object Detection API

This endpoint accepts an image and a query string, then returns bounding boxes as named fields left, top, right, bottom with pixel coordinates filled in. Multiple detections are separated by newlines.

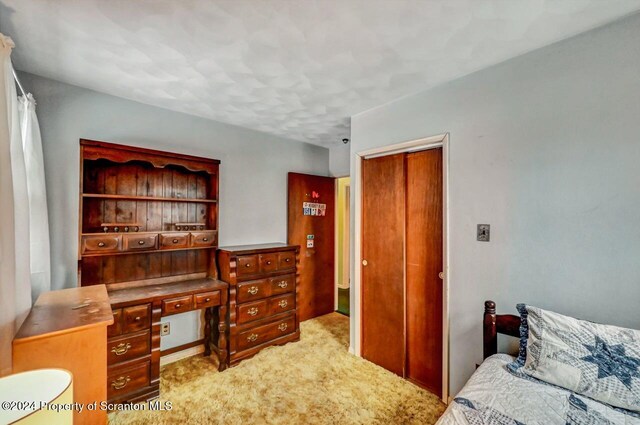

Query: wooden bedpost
left=483, top=300, right=497, bottom=360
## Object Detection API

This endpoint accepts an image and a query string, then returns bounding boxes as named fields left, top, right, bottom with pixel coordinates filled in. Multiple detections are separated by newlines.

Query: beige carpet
left=109, top=313, right=445, bottom=424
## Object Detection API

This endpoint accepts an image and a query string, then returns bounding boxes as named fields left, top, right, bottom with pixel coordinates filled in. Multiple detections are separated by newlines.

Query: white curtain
left=19, top=93, right=51, bottom=302
left=0, top=33, right=48, bottom=376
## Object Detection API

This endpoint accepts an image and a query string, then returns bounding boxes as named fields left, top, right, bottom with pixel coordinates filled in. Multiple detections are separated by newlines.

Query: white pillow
left=519, top=305, right=640, bottom=413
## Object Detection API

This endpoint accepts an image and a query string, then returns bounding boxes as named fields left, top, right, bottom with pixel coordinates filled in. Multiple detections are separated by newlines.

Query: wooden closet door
left=361, top=154, right=405, bottom=376
left=405, top=148, right=443, bottom=396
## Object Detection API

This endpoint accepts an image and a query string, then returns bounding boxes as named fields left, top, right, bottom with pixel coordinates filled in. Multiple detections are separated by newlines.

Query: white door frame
left=334, top=177, right=351, bottom=311
left=352, top=133, right=450, bottom=403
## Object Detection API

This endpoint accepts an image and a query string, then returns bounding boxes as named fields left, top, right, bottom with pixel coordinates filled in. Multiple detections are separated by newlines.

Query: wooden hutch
left=77, top=139, right=228, bottom=404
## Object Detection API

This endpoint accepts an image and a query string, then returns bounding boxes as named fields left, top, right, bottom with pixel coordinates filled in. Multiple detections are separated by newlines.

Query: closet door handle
left=362, top=260, right=368, bottom=266
left=439, top=272, right=444, bottom=280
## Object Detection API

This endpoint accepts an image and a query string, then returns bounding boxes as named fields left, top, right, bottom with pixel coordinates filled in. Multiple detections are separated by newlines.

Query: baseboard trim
left=160, top=338, right=204, bottom=357
left=348, top=346, right=355, bottom=355
left=160, top=344, right=205, bottom=366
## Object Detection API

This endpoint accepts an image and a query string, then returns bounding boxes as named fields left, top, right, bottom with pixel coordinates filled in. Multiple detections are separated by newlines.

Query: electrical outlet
left=477, top=224, right=490, bottom=242
left=160, top=322, right=170, bottom=336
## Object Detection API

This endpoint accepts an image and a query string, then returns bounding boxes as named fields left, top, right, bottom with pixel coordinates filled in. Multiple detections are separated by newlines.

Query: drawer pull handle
left=138, top=240, right=145, bottom=245
left=278, top=323, right=288, bottom=332
left=247, top=286, right=259, bottom=295
left=278, top=300, right=288, bottom=308
left=111, top=376, right=131, bottom=390
left=266, top=261, right=272, bottom=265
left=203, top=237, right=209, bottom=242
left=245, top=263, right=251, bottom=268
left=175, top=303, right=182, bottom=309
left=98, top=242, right=106, bottom=247
left=111, top=342, right=132, bottom=356
left=285, top=258, right=291, bottom=263
left=277, top=281, right=288, bottom=288
left=205, top=298, right=211, bottom=302
left=247, top=307, right=259, bottom=316
left=247, top=333, right=258, bottom=342
left=172, top=239, right=179, bottom=243
left=134, top=316, right=141, bottom=321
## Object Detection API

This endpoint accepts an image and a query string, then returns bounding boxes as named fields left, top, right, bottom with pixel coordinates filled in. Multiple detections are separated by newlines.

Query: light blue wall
left=20, top=72, right=329, bottom=350
left=350, top=13, right=640, bottom=395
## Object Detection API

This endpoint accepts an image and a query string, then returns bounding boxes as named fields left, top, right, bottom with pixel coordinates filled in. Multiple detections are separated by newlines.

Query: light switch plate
left=477, top=224, right=490, bottom=242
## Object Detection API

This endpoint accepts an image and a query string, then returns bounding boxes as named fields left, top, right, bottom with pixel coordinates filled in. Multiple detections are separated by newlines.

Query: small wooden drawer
left=277, top=251, right=296, bottom=270
left=122, top=304, right=150, bottom=334
left=123, top=233, right=158, bottom=251
left=237, top=299, right=269, bottom=324
left=269, top=293, right=295, bottom=315
left=194, top=291, right=221, bottom=309
left=107, top=360, right=150, bottom=400
left=270, top=274, right=295, bottom=296
left=107, top=330, right=150, bottom=365
left=237, top=279, right=271, bottom=303
left=259, top=253, right=278, bottom=273
left=190, top=231, right=217, bottom=248
left=160, top=232, right=189, bottom=249
left=237, top=314, right=296, bottom=351
left=81, top=235, right=121, bottom=254
left=108, top=308, right=123, bottom=337
left=162, top=295, right=194, bottom=316
left=237, top=255, right=258, bottom=276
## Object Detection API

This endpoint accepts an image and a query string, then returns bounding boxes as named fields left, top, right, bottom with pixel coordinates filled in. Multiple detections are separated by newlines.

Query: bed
left=436, top=301, right=640, bottom=424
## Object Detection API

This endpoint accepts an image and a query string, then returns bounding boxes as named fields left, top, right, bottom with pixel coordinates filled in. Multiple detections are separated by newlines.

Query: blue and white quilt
left=436, top=354, right=640, bottom=425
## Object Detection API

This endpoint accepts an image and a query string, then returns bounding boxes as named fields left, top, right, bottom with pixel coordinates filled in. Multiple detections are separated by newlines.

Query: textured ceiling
left=2, top=1, right=640, bottom=146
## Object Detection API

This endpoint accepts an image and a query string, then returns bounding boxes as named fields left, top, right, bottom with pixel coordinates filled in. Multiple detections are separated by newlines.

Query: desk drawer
left=160, top=232, right=189, bottom=249
left=269, top=274, right=295, bottom=296
left=237, top=314, right=296, bottom=351
left=162, top=295, right=194, bottom=316
left=107, top=330, right=150, bottom=365
left=107, top=360, right=150, bottom=400
left=108, top=308, right=123, bottom=337
left=237, top=279, right=270, bottom=303
left=81, top=235, right=121, bottom=254
left=122, top=304, right=150, bottom=334
left=237, top=299, right=269, bottom=324
left=194, top=291, right=220, bottom=309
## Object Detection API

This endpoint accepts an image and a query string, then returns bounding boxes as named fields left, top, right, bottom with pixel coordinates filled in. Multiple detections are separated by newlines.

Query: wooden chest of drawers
left=218, top=243, right=300, bottom=366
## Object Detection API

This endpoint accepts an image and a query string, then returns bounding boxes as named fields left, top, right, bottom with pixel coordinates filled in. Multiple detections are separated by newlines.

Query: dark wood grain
left=405, top=148, right=443, bottom=396
left=78, top=140, right=226, bottom=405
left=361, top=154, right=405, bottom=376
left=14, top=285, right=113, bottom=340
left=217, top=245, right=300, bottom=366
left=483, top=300, right=521, bottom=360
left=107, top=278, right=227, bottom=307
left=287, top=172, right=335, bottom=322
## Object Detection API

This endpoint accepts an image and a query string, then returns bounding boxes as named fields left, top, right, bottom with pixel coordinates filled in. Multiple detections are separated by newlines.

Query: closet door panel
left=361, top=154, right=405, bottom=376
left=405, top=148, right=443, bottom=396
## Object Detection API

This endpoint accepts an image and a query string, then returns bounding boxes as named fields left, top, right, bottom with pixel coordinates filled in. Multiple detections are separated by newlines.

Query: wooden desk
left=106, top=278, right=228, bottom=403
left=13, top=285, right=113, bottom=425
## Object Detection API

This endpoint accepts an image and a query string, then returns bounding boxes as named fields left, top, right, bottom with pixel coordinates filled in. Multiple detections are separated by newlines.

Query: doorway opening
left=335, top=177, right=350, bottom=316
